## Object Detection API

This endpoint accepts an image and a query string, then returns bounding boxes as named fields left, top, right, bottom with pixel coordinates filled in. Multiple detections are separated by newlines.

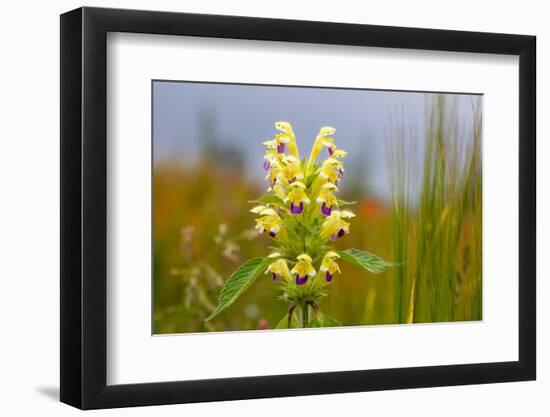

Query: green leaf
left=338, top=248, right=395, bottom=273
left=275, top=312, right=300, bottom=329
left=249, top=195, right=286, bottom=208
left=309, top=313, right=342, bottom=328
left=305, top=173, right=318, bottom=187
left=337, top=199, right=357, bottom=207
left=205, top=258, right=270, bottom=321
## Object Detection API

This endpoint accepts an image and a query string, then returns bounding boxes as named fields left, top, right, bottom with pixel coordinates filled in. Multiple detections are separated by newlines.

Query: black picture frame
left=60, top=6, right=536, bottom=410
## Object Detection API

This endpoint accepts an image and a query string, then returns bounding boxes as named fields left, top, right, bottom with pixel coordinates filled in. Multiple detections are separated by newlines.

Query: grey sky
left=153, top=81, right=478, bottom=200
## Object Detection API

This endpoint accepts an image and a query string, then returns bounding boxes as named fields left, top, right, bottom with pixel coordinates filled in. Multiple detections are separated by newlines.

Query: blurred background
left=152, top=81, right=482, bottom=334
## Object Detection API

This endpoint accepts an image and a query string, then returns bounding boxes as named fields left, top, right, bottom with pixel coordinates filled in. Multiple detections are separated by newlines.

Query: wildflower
left=290, top=254, right=316, bottom=285
left=322, top=157, right=344, bottom=173
left=320, top=210, right=355, bottom=240
left=206, top=122, right=395, bottom=328
left=284, top=181, right=310, bottom=214
left=281, top=155, right=304, bottom=184
left=319, top=158, right=344, bottom=185
left=316, top=183, right=339, bottom=216
left=319, top=166, right=341, bottom=185
left=320, top=251, right=341, bottom=282
left=254, top=208, right=283, bottom=237
left=275, top=121, right=299, bottom=157
left=306, top=126, right=336, bottom=174
left=265, top=258, right=292, bottom=281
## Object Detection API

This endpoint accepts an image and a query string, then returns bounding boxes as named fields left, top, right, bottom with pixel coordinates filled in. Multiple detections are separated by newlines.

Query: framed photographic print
left=60, top=6, right=536, bottom=409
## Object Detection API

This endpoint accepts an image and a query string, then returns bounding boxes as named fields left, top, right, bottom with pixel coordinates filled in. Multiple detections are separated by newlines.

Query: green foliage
left=206, top=257, right=271, bottom=321
left=387, top=94, right=483, bottom=324
left=275, top=311, right=300, bottom=329
left=338, top=248, right=394, bottom=273
left=309, top=312, right=342, bottom=328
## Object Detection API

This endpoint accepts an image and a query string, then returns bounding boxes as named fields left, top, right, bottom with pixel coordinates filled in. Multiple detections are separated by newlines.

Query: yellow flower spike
left=291, top=254, right=316, bottom=286
left=306, top=126, right=336, bottom=175
left=255, top=209, right=284, bottom=238
left=275, top=121, right=299, bottom=158
left=320, top=210, right=351, bottom=241
left=265, top=258, right=292, bottom=282
left=316, top=183, right=339, bottom=216
left=284, top=181, right=310, bottom=214
left=281, top=155, right=304, bottom=184
left=320, top=251, right=341, bottom=282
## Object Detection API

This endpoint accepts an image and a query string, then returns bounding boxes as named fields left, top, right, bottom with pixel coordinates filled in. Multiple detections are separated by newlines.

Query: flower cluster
left=251, top=121, right=355, bottom=290
left=206, top=121, right=393, bottom=328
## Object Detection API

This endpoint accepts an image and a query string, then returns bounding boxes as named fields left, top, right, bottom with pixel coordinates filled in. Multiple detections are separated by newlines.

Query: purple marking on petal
left=321, top=202, right=332, bottom=216
left=277, top=143, right=285, bottom=154
left=338, top=169, right=344, bottom=178
left=328, top=147, right=334, bottom=156
left=269, top=231, right=276, bottom=238
left=337, top=228, right=346, bottom=238
left=296, top=275, right=308, bottom=285
left=329, top=234, right=337, bottom=241
left=290, top=202, right=304, bottom=214
left=272, top=272, right=280, bottom=281
left=263, top=160, right=271, bottom=171
left=325, top=271, right=333, bottom=282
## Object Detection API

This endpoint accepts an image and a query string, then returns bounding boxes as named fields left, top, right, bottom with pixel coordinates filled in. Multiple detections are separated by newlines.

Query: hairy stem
left=302, top=303, right=309, bottom=328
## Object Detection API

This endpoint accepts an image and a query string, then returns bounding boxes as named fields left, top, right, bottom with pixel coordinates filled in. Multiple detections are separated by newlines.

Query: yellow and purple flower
left=320, top=251, right=341, bottom=282
left=320, top=210, right=355, bottom=240
left=253, top=207, right=284, bottom=238
left=265, top=255, right=292, bottom=281
left=284, top=181, right=310, bottom=214
left=290, top=254, right=316, bottom=285
left=206, top=121, right=395, bottom=328
left=281, top=155, right=304, bottom=184
left=316, top=183, right=339, bottom=216
left=275, top=121, right=299, bottom=157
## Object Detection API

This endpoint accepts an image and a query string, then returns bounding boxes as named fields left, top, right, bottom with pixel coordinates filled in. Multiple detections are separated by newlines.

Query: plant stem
left=302, top=303, right=309, bottom=328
